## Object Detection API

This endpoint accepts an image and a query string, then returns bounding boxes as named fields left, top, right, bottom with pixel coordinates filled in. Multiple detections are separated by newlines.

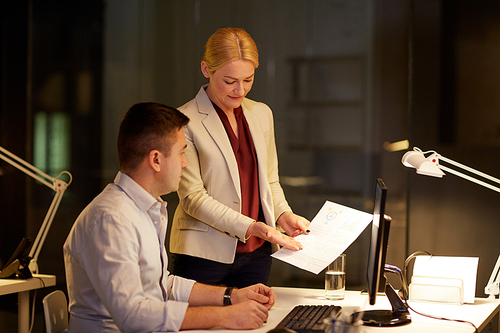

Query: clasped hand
left=232, top=283, right=277, bottom=309
left=220, top=284, right=276, bottom=329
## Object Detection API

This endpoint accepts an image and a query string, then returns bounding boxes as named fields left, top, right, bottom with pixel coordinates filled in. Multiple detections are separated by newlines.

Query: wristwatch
left=223, top=287, right=235, bottom=306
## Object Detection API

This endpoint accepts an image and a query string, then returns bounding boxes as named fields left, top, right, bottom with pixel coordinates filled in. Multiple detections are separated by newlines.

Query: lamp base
left=0, top=258, right=33, bottom=279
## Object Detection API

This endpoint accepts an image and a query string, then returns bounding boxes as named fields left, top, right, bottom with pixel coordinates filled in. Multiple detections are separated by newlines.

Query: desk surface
left=188, top=287, right=500, bottom=333
left=0, top=274, right=56, bottom=295
left=0, top=274, right=57, bottom=333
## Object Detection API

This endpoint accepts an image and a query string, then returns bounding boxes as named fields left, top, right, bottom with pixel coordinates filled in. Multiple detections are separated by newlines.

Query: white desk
left=0, top=274, right=56, bottom=333
left=188, top=287, right=500, bottom=333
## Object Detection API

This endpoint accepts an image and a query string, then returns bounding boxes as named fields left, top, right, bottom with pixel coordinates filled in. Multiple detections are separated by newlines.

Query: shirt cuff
left=164, top=300, right=189, bottom=332
left=161, top=276, right=196, bottom=332
left=169, top=275, right=196, bottom=302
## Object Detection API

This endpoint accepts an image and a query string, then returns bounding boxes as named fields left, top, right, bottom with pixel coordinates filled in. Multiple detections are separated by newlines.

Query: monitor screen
left=366, top=178, right=389, bottom=305
left=355, top=178, right=411, bottom=327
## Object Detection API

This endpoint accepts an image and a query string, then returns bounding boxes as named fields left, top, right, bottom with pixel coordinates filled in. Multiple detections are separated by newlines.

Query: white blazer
left=170, top=86, right=291, bottom=264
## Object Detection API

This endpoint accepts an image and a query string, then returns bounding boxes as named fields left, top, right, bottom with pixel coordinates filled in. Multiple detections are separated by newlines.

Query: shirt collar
left=114, top=171, right=164, bottom=213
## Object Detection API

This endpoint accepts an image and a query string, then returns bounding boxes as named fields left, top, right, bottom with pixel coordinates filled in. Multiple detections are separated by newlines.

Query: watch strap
left=223, top=287, right=235, bottom=306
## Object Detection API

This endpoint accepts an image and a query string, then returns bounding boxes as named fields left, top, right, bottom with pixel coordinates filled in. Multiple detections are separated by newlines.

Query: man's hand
left=219, top=301, right=269, bottom=329
left=181, top=300, right=269, bottom=330
left=232, top=283, right=277, bottom=309
left=181, top=284, right=277, bottom=330
left=277, top=211, right=310, bottom=237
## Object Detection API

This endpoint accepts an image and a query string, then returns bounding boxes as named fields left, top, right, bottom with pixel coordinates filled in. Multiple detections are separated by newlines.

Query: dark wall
left=0, top=4, right=104, bottom=328
left=408, top=0, right=500, bottom=296
left=0, top=1, right=29, bottom=271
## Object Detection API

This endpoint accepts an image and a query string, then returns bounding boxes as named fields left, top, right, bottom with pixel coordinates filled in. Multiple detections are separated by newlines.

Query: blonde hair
left=203, top=27, right=259, bottom=73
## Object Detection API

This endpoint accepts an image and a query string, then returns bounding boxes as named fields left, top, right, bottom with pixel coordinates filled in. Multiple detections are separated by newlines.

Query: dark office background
left=2, top=1, right=500, bottom=331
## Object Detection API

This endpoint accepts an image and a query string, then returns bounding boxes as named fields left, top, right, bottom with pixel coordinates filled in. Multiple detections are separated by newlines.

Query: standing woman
left=171, top=27, right=310, bottom=288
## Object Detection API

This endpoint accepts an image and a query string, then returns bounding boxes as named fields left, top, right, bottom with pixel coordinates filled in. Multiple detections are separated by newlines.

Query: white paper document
left=272, top=201, right=373, bottom=274
left=413, top=256, right=479, bottom=303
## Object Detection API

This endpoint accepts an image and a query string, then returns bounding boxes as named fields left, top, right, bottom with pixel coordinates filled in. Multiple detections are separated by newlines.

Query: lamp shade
left=401, top=150, right=445, bottom=178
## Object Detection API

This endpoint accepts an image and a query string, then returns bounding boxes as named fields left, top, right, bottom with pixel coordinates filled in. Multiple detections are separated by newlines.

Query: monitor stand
left=354, top=283, right=412, bottom=327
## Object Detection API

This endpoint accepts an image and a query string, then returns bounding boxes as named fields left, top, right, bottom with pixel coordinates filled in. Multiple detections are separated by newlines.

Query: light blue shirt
left=64, top=172, right=195, bottom=333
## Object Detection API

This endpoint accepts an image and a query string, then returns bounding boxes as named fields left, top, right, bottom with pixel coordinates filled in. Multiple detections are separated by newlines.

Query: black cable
left=29, top=289, right=37, bottom=333
left=401, top=250, right=432, bottom=300
left=404, top=300, right=478, bottom=333
left=36, top=276, right=46, bottom=289
left=29, top=276, right=47, bottom=333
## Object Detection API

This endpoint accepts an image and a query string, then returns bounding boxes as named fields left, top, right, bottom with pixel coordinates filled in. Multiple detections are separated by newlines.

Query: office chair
left=42, top=290, right=68, bottom=333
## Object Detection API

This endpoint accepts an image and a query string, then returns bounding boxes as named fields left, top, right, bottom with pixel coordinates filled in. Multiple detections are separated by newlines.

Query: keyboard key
left=275, top=305, right=342, bottom=333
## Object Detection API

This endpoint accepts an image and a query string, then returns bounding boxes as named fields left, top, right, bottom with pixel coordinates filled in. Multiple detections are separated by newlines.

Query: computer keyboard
left=274, top=304, right=342, bottom=333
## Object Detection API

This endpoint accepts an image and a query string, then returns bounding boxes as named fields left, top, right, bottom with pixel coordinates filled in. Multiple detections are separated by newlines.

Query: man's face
left=160, top=128, right=187, bottom=195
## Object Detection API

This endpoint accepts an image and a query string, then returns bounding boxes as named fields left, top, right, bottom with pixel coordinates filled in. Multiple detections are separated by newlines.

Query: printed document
left=272, top=201, right=372, bottom=274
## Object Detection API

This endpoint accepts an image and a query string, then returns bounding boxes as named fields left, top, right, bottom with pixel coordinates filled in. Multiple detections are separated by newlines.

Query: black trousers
left=171, top=241, right=272, bottom=288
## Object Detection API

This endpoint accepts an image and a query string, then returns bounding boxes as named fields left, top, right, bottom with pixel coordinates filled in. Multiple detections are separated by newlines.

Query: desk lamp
left=401, top=147, right=500, bottom=193
left=0, top=145, right=72, bottom=274
left=401, top=146, right=500, bottom=298
left=485, top=254, right=500, bottom=299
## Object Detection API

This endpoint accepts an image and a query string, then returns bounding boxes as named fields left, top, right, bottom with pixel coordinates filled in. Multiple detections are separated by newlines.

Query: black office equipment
left=275, top=178, right=410, bottom=331
left=274, top=304, right=341, bottom=333
left=266, top=327, right=298, bottom=333
left=353, top=178, right=411, bottom=327
left=0, top=238, right=33, bottom=279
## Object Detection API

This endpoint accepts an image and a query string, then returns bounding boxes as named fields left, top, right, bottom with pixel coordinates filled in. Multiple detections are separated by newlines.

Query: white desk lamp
left=401, top=146, right=500, bottom=298
left=0, top=145, right=72, bottom=274
left=485, top=255, right=500, bottom=299
left=401, top=147, right=500, bottom=193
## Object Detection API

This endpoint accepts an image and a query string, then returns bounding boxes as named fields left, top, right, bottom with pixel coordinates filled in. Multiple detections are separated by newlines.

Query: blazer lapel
left=243, top=101, right=271, bottom=202
left=242, top=100, right=267, bottom=171
left=196, top=88, right=241, bottom=196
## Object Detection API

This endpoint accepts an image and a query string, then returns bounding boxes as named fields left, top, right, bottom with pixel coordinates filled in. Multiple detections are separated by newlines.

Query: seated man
left=63, top=102, right=276, bottom=332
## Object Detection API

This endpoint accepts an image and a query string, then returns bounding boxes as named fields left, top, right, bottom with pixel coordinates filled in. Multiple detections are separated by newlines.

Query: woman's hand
left=276, top=211, right=311, bottom=237
left=246, top=220, right=305, bottom=250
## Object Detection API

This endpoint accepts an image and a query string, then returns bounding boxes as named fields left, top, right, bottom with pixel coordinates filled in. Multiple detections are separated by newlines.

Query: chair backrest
left=42, top=290, right=68, bottom=333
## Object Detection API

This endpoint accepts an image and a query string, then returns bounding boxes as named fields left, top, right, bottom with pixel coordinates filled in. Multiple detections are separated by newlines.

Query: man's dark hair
left=118, top=102, right=189, bottom=171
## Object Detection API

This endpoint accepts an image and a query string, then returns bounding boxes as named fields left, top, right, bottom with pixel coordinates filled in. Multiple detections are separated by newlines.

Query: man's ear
left=149, top=150, right=161, bottom=172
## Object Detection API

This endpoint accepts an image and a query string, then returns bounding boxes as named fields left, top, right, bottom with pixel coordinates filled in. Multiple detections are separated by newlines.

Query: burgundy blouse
left=212, top=102, right=265, bottom=253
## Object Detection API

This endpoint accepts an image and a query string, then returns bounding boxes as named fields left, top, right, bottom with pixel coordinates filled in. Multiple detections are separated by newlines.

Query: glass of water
left=325, top=253, right=346, bottom=300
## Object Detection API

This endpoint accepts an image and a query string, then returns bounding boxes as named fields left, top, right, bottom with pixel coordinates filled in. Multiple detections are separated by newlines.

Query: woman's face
left=202, top=59, right=255, bottom=113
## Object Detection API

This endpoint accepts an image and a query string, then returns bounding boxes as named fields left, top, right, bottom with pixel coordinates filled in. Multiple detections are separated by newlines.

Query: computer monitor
left=366, top=178, right=389, bottom=305
left=356, top=178, right=411, bottom=327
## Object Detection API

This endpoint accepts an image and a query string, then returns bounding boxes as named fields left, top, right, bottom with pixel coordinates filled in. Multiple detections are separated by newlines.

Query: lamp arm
left=0, top=145, right=58, bottom=189
left=439, top=155, right=500, bottom=186
left=0, top=145, right=72, bottom=274
left=28, top=188, right=66, bottom=273
left=439, top=166, right=500, bottom=193
left=485, top=254, right=500, bottom=298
